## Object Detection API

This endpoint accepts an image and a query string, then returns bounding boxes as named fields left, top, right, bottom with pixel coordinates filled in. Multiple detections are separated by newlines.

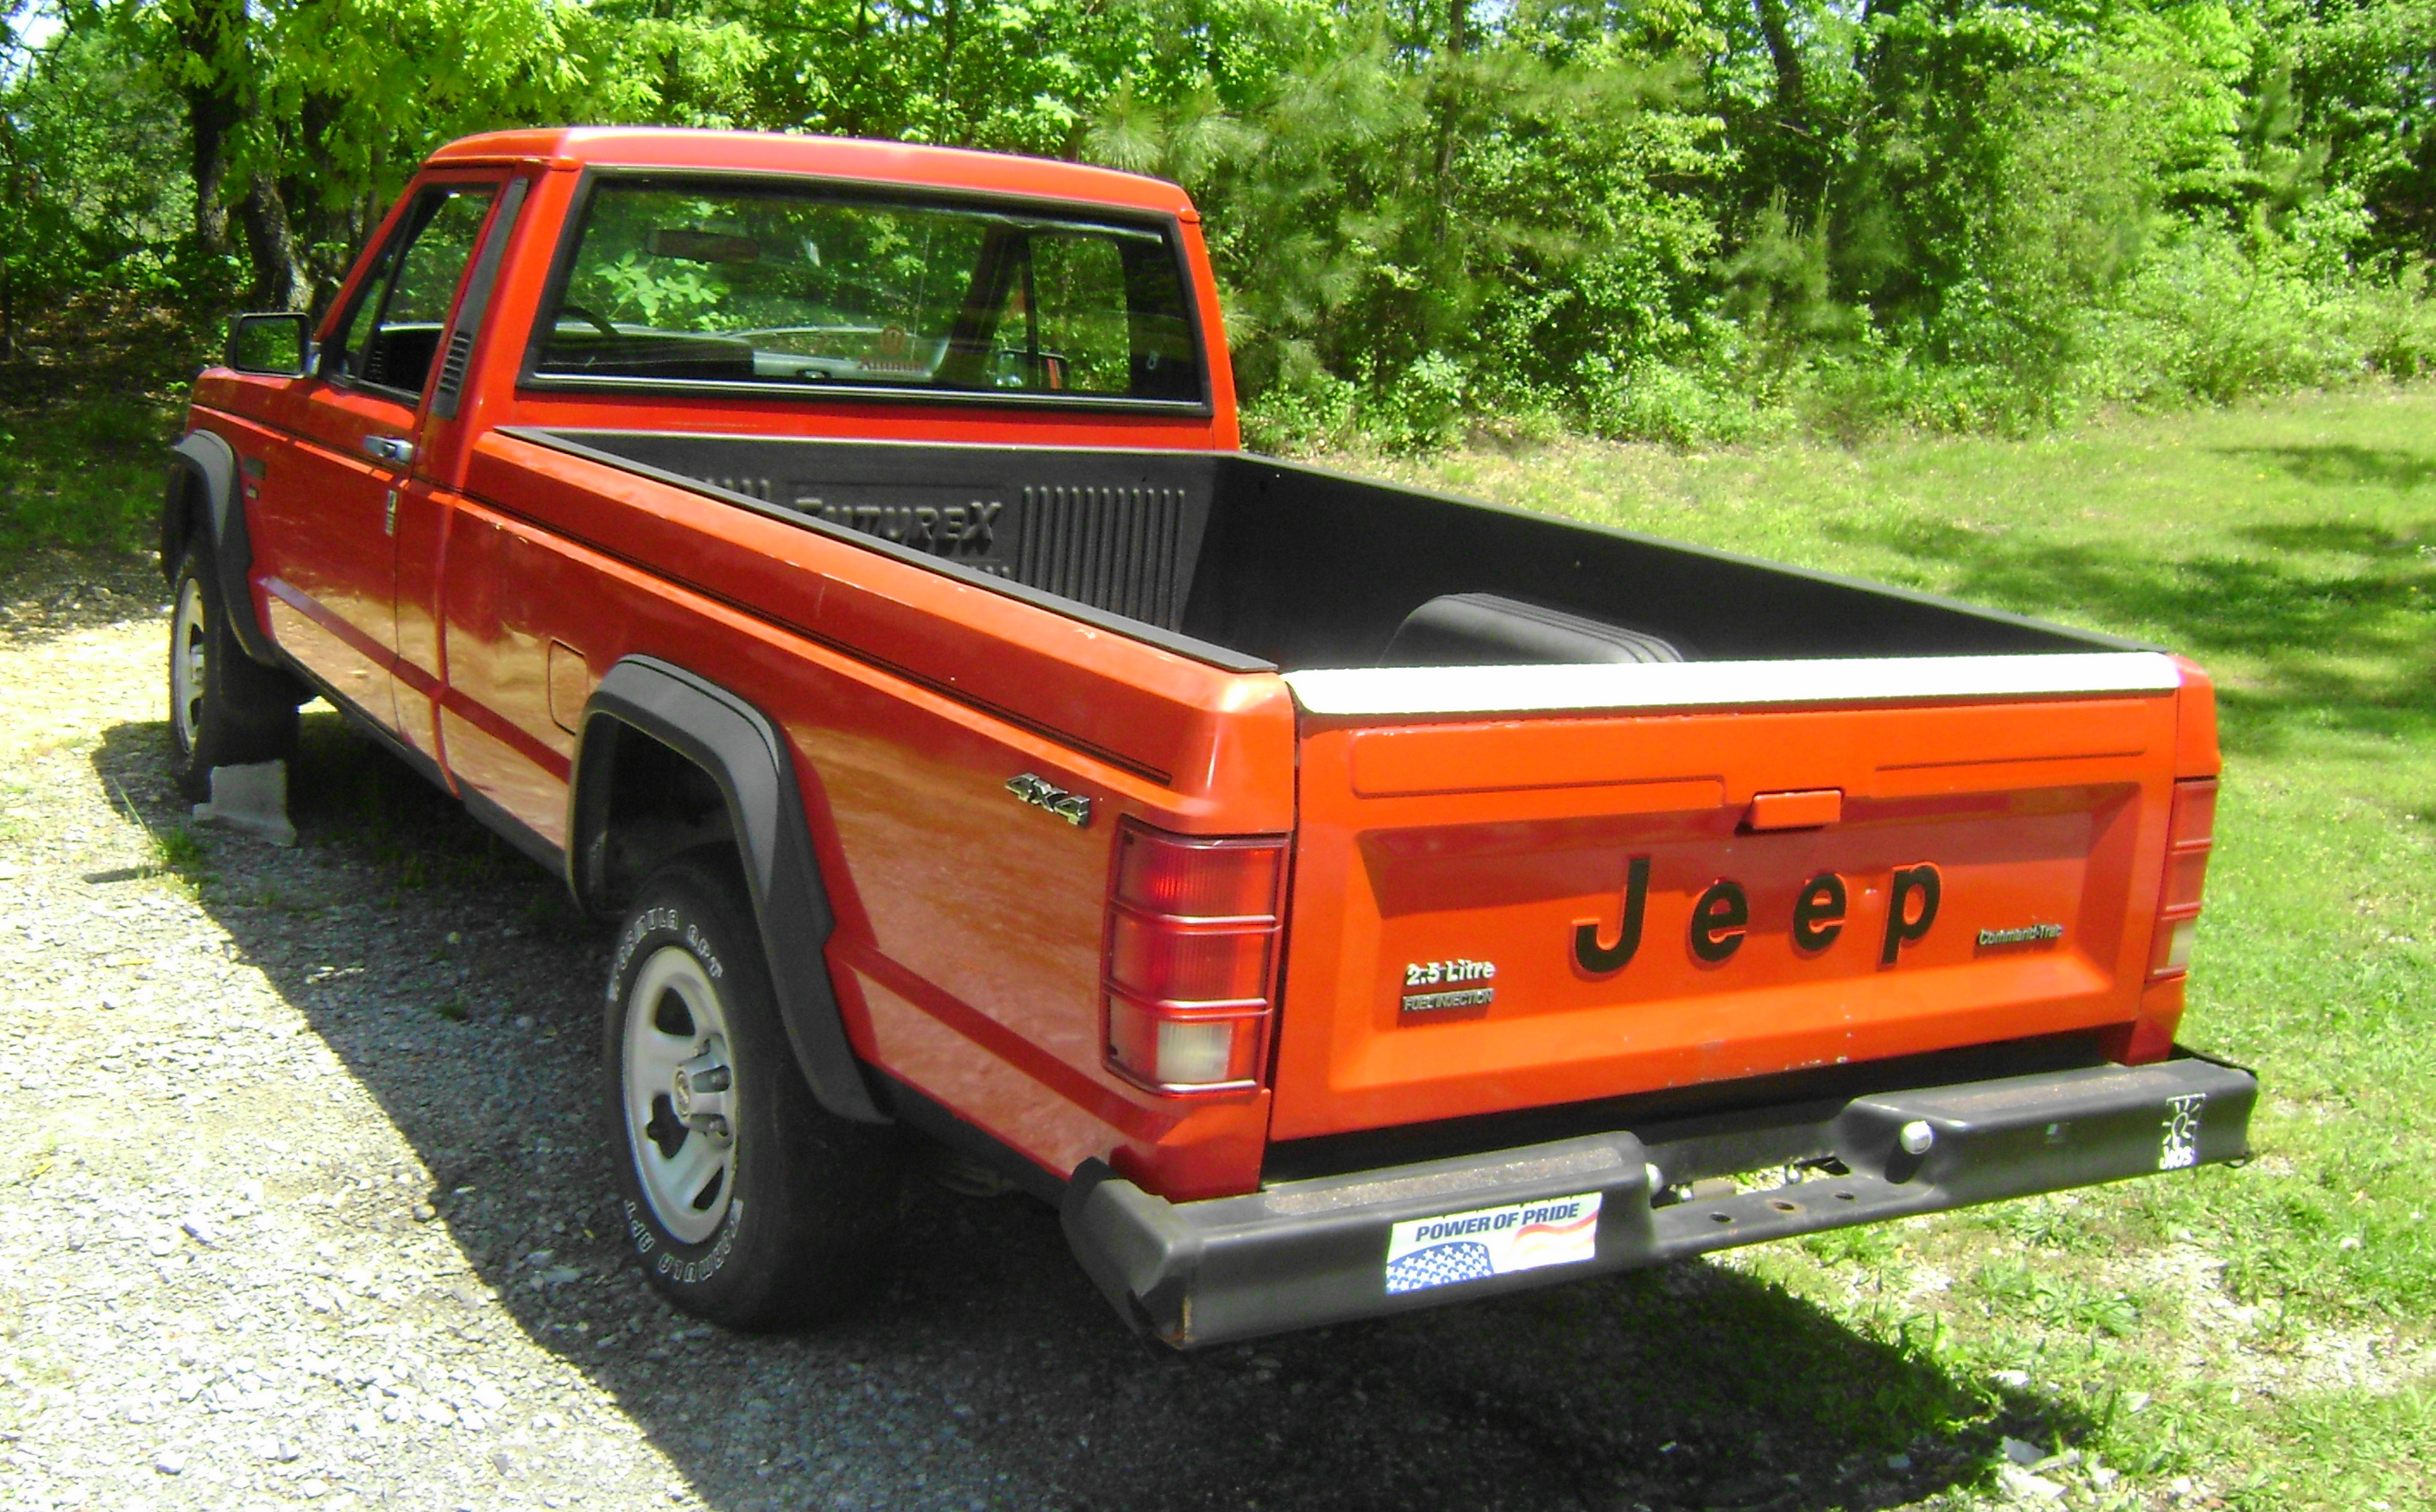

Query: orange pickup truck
left=165, top=128, right=2252, bottom=1346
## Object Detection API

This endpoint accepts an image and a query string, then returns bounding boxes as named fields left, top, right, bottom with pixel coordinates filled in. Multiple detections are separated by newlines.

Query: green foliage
left=0, top=0, right=2431, bottom=442
left=0, top=394, right=180, bottom=558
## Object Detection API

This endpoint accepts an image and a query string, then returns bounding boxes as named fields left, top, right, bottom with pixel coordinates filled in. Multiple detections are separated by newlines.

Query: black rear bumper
left=1062, top=1052, right=2256, bottom=1349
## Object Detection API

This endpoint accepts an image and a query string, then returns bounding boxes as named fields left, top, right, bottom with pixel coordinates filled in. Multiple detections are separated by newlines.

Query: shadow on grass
left=90, top=711, right=2085, bottom=1512
left=1825, top=496, right=2436, bottom=756
left=2214, top=444, right=2436, bottom=495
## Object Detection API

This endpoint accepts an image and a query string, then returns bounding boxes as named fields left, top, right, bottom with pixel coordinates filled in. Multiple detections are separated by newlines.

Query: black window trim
left=515, top=166, right=1217, bottom=418
left=324, top=173, right=506, bottom=409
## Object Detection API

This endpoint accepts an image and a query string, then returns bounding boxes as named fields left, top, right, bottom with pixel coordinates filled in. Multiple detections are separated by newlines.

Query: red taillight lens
left=1115, top=828, right=1283, bottom=920
left=1108, top=913, right=1275, bottom=1003
left=1104, top=820, right=1286, bottom=1093
left=2149, top=778, right=2216, bottom=980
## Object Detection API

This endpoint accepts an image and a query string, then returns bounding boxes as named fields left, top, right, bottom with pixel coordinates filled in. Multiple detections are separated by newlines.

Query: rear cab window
left=524, top=176, right=1206, bottom=408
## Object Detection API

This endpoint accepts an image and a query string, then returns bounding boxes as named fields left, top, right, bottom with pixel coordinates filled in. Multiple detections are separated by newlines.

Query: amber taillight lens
left=2149, top=778, right=2216, bottom=980
left=1103, top=819, right=1286, bottom=1093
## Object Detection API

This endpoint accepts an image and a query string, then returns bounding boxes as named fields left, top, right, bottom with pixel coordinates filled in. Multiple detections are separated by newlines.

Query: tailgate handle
left=1745, top=789, right=1842, bottom=831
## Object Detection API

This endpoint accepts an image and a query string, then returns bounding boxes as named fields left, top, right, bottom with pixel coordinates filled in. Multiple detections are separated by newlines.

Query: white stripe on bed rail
left=1281, top=652, right=2182, bottom=717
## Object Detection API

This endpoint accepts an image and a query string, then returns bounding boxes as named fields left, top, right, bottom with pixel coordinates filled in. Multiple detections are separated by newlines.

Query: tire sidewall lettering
left=609, top=906, right=726, bottom=999
left=615, top=898, right=744, bottom=1290
left=639, top=1202, right=739, bottom=1285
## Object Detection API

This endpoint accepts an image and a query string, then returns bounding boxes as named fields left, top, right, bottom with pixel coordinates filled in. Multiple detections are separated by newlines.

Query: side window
left=330, top=186, right=495, bottom=398
left=335, top=243, right=403, bottom=376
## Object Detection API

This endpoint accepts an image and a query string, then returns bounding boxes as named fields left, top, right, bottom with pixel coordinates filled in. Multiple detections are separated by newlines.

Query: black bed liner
left=508, top=428, right=2140, bottom=673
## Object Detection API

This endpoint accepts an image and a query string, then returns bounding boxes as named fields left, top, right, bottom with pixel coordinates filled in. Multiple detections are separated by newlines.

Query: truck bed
left=510, top=428, right=2135, bottom=675
left=506, top=424, right=2198, bottom=1147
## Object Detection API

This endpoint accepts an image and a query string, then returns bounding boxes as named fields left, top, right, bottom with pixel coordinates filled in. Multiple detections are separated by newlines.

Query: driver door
left=252, top=180, right=497, bottom=734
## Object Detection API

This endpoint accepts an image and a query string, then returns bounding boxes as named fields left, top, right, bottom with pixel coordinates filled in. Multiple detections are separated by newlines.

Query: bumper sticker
left=1384, top=1192, right=1602, bottom=1295
left=2161, top=1093, right=2206, bottom=1169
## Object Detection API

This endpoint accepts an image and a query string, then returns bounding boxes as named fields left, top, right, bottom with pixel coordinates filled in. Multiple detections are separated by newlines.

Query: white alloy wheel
left=622, top=945, right=740, bottom=1244
left=171, top=573, right=208, bottom=754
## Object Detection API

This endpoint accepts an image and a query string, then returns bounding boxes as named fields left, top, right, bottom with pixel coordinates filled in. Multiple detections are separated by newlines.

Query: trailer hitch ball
left=1897, top=1119, right=1937, bottom=1156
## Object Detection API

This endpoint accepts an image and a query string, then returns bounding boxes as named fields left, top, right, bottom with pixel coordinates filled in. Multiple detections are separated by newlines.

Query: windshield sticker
left=1384, top=1193, right=1602, bottom=1295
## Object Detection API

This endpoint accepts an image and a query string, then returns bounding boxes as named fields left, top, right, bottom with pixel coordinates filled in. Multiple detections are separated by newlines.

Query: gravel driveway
left=0, top=558, right=2037, bottom=1512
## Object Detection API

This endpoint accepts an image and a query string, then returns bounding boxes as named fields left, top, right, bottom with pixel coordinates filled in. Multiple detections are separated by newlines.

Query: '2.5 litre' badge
left=1401, top=957, right=1496, bottom=1013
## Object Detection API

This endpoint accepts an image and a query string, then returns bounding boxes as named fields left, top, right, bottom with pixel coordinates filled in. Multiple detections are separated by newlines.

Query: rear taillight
left=2149, top=778, right=2216, bottom=980
left=1103, top=819, right=1286, bottom=1093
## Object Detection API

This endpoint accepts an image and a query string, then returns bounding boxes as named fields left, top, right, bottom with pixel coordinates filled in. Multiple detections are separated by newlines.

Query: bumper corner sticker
left=2161, top=1093, right=2205, bottom=1169
left=1384, top=1192, right=1602, bottom=1295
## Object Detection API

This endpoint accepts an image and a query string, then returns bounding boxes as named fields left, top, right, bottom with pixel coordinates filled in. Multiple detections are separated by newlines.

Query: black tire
left=167, top=539, right=302, bottom=800
left=603, top=854, right=902, bottom=1329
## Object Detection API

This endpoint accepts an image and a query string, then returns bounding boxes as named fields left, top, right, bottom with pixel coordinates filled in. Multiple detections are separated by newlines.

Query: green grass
left=1363, top=381, right=2436, bottom=1507
left=0, top=393, right=181, bottom=560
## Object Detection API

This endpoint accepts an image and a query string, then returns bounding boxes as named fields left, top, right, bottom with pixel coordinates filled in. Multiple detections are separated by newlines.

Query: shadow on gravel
left=0, top=546, right=172, bottom=646
left=92, top=712, right=2087, bottom=1512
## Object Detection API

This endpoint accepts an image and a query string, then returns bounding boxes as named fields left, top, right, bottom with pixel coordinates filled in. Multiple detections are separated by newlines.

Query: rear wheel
left=603, top=854, right=901, bottom=1329
left=167, top=540, right=300, bottom=799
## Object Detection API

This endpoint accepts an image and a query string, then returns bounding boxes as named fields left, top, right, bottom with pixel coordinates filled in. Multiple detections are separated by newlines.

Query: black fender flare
left=164, top=428, right=281, bottom=666
left=570, top=656, right=889, bottom=1125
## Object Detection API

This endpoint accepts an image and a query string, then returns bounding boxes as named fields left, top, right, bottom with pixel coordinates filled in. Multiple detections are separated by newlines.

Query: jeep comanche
left=165, top=128, right=2255, bottom=1346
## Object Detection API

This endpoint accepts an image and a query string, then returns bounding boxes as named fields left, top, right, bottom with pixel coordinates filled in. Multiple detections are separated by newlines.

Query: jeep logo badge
left=1574, top=858, right=1942, bottom=974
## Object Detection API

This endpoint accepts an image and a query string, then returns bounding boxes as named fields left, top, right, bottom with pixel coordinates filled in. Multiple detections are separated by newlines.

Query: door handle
left=361, top=434, right=417, bottom=467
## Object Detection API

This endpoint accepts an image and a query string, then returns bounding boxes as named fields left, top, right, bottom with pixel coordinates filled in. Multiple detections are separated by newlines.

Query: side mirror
left=226, top=312, right=312, bottom=377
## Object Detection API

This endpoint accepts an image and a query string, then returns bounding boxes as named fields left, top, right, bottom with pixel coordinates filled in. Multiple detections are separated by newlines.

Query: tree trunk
left=287, top=92, right=348, bottom=308
left=240, top=174, right=311, bottom=312
left=190, top=111, right=230, bottom=256
left=175, top=0, right=249, bottom=258
left=842, top=0, right=870, bottom=136
left=1, top=127, right=19, bottom=362
left=938, top=0, right=963, bottom=141
left=1752, top=0, right=1806, bottom=117
left=1431, top=0, right=1470, bottom=238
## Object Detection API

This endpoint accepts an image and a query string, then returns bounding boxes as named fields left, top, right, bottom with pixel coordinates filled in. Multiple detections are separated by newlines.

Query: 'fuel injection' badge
left=1402, top=958, right=1496, bottom=1014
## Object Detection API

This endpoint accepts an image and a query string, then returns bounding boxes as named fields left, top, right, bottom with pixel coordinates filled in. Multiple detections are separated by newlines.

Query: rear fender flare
left=164, top=428, right=280, bottom=665
left=570, top=656, right=888, bottom=1125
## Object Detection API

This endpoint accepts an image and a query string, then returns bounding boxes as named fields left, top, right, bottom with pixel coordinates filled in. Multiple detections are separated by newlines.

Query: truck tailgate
left=1269, top=657, right=2190, bottom=1141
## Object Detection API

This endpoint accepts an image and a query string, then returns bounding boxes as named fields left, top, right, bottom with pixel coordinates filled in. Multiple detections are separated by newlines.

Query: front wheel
left=167, top=541, right=301, bottom=799
left=603, top=854, right=902, bottom=1329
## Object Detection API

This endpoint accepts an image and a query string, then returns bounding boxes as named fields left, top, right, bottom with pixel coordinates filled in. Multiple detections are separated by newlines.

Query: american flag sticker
left=1383, top=1193, right=1603, bottom=1295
